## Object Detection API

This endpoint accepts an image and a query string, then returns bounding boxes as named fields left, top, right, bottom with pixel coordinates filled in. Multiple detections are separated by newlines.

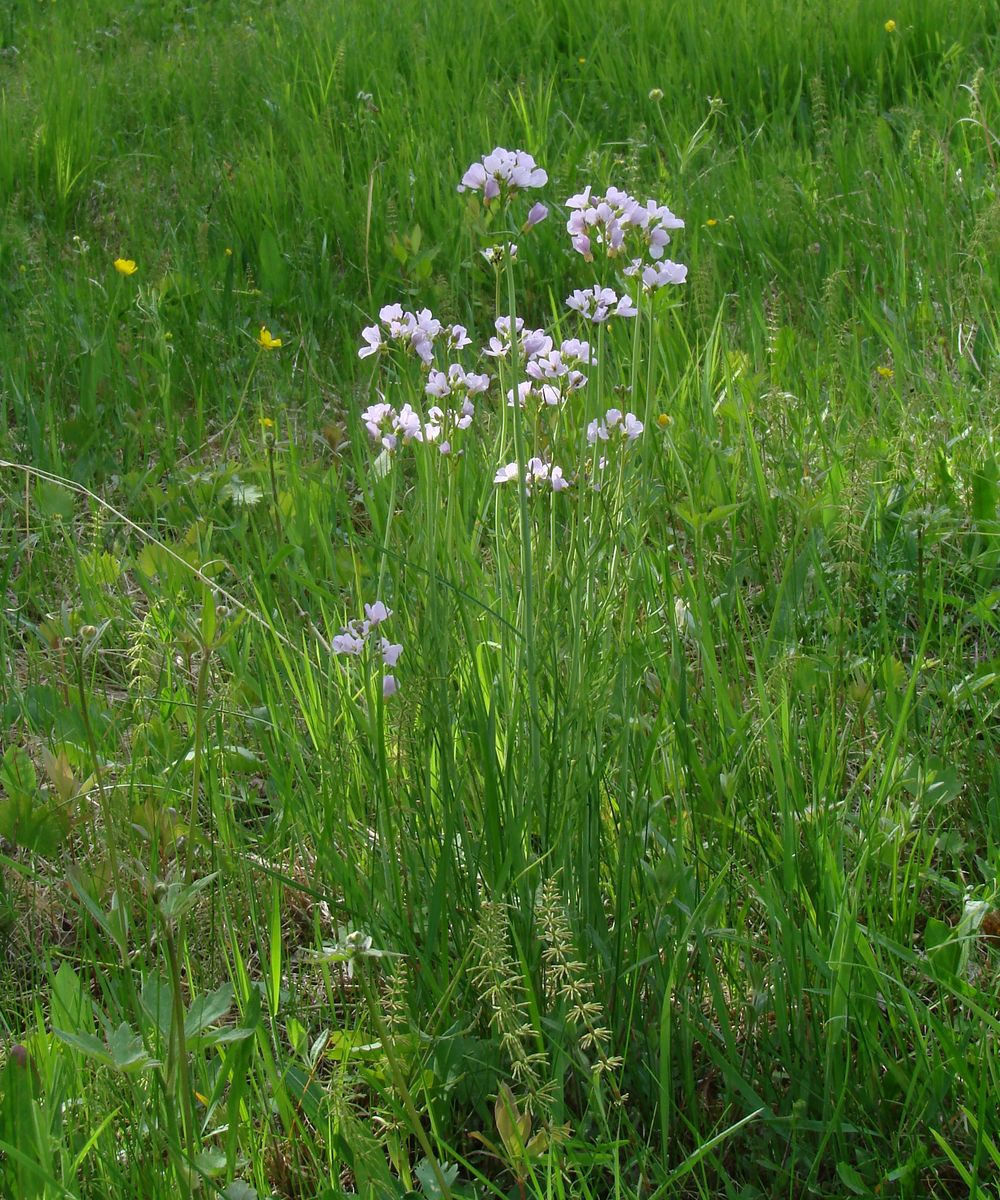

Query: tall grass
left=1, top=0, right=999, bottom=1197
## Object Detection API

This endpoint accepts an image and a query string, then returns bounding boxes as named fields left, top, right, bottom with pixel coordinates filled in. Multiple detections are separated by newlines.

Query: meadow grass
left=1, top=0, right=999, bottom=1196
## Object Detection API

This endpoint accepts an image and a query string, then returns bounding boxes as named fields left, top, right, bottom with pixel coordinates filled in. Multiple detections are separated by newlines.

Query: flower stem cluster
left=332, top=601, right=403, bottom=698
left=362, top=371, right=484, bottom=457
left=494, top=457, right=569, bottom=494
left=359, top=303, right=469, bottom=367
left=587, top=407, right=644, bottom=445
left=565, top=285, right=637, bottom=322
left=458, top=147, right=548, bottom=205
left=565, top=185, right=683, bottom=262
left=564, top=185, right=688, bottom=294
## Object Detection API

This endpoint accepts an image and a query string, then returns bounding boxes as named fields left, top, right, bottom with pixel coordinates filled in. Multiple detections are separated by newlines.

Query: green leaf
left=53, top=1027, right=115, bottom=1067
left=192, top=1148, right=227, bottom=1177
left=836, top=1161, right=867, bottom=1195
left=184, top=983, right=234, bottom=1038
left=0, top=748, right=68, bottom=854
left=221, top=1184, right=258, bottom=1200
left=51, top=962, right=94, bottom=1036
left=1, top=746, right=37, bottom=798
left=156, top=871, right=219, bottom=920
left=924, top=917, right=960, bottom=977
left=32, top=479, right=76, bottom=522
left=414, top=1158, right=459, bottom=1199
left=105, top=1022, right=160, bottom=1072
left=139, top=974, right=174, bottom=1037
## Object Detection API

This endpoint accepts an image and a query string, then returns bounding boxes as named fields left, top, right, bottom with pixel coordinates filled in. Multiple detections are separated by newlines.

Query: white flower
left=358, top=325, right=382, bottom=358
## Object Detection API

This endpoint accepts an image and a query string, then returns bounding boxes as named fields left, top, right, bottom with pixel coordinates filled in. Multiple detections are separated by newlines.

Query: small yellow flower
left=706, top=218, right=718, bottom=227
left=257, top=326, right=282, bottom=350
left=225, top=247, right=233, bottom=256
left=657, top=413, right=671, bottom=428
left=877, top=365, right=894, bottom=379
left=114, top=258, right=137, bottom=276
left=260, top=416, right=274, bottom=429
left=884, top=18, right=896, bottom=32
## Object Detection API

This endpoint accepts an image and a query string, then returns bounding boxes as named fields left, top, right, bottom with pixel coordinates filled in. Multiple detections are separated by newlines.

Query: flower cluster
left=361, top=390, right=478, bottom=456
left=482, top=315, right=550, bottom=361
left=587, top=407, right=644, bottom=445
left=481, top=242, right=519, bottom=267
left=563, top=187, right=687, bottom=292
left=359, top=303, right=469, bottom=367
left=332, top=601, right=403, bottom=698
left=624, top=259, right=689, bottom=291
left=488, top=320, right=592, bottom=408
left=518, top=338, right=592, bottom=406
left=425, top=362, right=491, bottom=399
left=565, top=285, right=637, bottom=322
left=459, top=147, right=548, bottom=204
left=494, top=457, right=570, bottom=494
left=565, top=186, right=683, bottom=261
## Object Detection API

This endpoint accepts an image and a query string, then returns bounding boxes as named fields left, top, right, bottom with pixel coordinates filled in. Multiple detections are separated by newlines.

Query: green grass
left=1, top=0, right=999, bottom=1196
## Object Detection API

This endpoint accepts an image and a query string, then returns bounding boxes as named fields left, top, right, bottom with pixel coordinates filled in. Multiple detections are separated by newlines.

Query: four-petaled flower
left=458, top=147, right=548, bottom=203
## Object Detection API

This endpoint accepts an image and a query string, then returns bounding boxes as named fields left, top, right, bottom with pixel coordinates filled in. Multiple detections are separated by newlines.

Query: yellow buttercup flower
left=877, top=366, right=894, bottom=379
left=656, top=413, right=671, bottom=428
left=884, top=19, right=896, bottom=32
left=257, top=326, right=282, bottom=350
left=225, top=247, right=233, bottom=256
left=706, top=218, right=718, bottom=227
left=260, top=416, right=274, bottom=429
left=114, top=258, right=138, bottom=276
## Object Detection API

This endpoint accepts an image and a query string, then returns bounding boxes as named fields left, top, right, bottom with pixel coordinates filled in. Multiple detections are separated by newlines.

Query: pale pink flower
left=381, top=639, right=403, bottom=667
left=332, top=631, right=365, bottom=656
left=524, top=201, right=549, bottom=229
left=365, top=601, right=392, bottom=625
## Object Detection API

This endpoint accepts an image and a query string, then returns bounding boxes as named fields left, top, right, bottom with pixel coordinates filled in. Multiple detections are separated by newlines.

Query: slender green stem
left=183, top=645, right=213, bottom=886
left=163, top=921, right=197, bottom=1194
